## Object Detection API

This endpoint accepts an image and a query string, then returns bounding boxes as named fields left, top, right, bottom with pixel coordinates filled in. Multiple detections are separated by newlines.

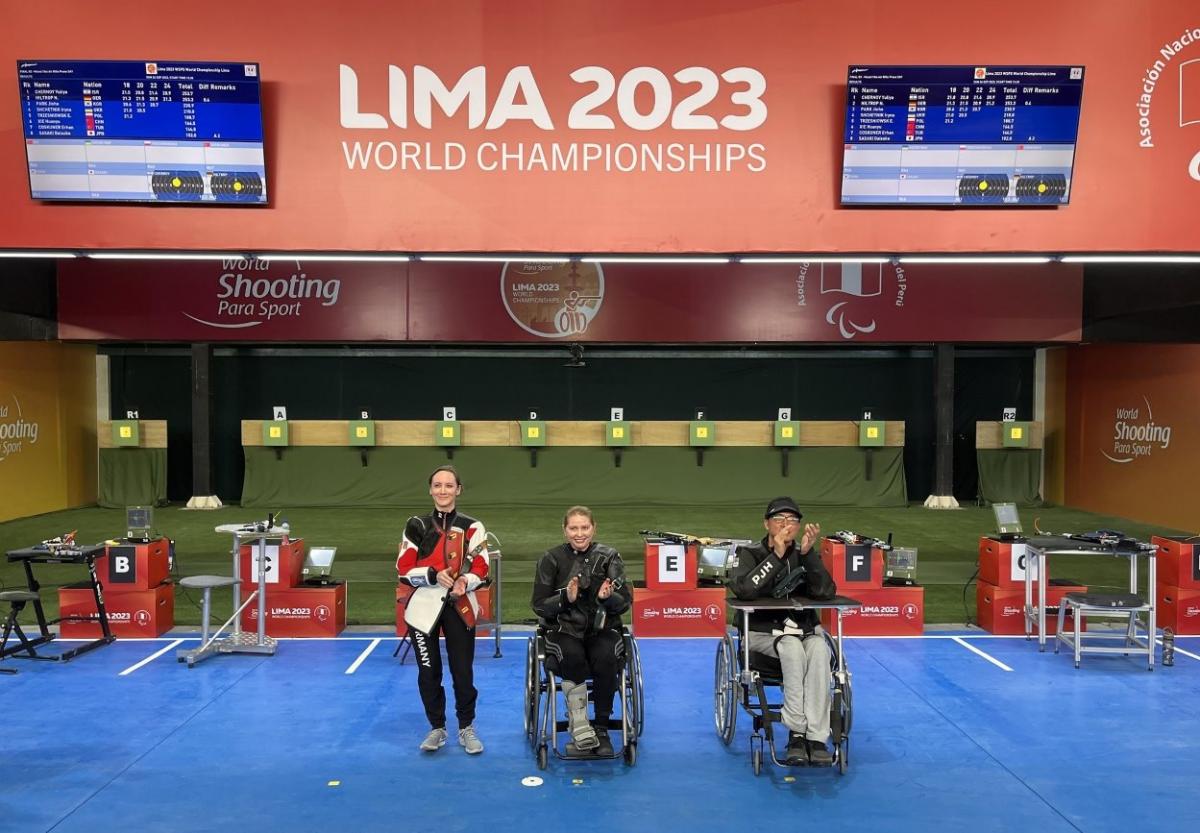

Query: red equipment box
left=644, top=540, right=697, bottom=591
left=820, top=586, right=923, bottom=636
left=96, top=538, right=170, bottom=592
left=1152, top=536, right=1200, bottom=590
left=58, top=581, right=175, bottom=638
left=395, top=585, right=492, bottom=638
left=975, top=582, right=1088, bottom=635
left=979, top=536, right=1047, bottom=588
left=238, top=537, right=305, bottom=589
left=1158, top=585, right=1200, bottom=634
left=819, top=538, right=883, bottom=590
left=241, top=583, right=347, bottom=637
left=632, top=587, right=726, bottom=637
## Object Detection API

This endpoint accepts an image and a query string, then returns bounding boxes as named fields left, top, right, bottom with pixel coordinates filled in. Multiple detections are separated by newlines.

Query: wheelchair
left=524, top=624, right=644, bottom=769
left=713, top=622, right=853, bottom=775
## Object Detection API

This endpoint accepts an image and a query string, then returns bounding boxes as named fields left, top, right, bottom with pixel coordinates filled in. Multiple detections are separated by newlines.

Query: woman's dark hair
left=563, top=505, right=594, bottom=526
left=428, top=464, right=462, bottom=487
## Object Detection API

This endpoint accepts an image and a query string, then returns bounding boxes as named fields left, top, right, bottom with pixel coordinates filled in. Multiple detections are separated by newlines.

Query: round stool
left=178, top=576, right=240, bottom=647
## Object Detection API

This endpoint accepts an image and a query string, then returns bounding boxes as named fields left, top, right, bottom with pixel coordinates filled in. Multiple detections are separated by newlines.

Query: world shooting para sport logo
left=182, top=258, right=343, bottom=330
left=0, top=395, right=40, bottom=463
left=1100, top=395, right=1173, bottom=464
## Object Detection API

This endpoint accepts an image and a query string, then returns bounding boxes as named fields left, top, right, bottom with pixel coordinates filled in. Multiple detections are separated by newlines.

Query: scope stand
left=780, top=447, right=790, bottom=478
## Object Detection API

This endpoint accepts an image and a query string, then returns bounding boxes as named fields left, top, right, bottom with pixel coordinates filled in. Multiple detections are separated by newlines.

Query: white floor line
left=344, top=638, right=381, bottom=674
left=951, top=636, right=1014, bottom=671
left=1157, top=637, right=1200, bottom=661
left=119, top=639, right=185, bottom=676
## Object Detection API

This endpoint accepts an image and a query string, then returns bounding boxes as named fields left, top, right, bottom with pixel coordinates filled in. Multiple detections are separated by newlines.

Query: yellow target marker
left=1037, top=182, right=1047, bottom=194
left=233, top=180, right=243, bottom=192
left=327, top=780, right=341, bottom=787
left=572, top=778, right=584, bottom=785
left=977, top=180, right=988, bottom=191
left=171, top=176, right=182, bottom=188
left=784, top=775, right=796, bottom=783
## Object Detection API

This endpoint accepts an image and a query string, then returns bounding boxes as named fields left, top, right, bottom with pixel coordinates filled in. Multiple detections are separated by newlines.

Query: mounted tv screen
left=17, top=59, right=267, bottom=204
left=841, top=65, right=1084, bottom=206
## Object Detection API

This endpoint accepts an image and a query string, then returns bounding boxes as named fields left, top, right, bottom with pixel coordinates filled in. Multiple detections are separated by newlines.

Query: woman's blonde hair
left=562, top=505, right=594, bottom=526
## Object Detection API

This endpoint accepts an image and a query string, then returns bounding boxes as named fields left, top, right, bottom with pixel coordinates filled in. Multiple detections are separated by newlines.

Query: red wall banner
left=58, top=258, right=1081, bottom=343
left=3, top=1, right=1200, bottom=254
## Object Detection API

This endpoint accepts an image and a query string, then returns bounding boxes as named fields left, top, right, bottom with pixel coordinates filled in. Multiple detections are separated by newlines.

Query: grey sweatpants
left=747, top=629, right=831, bottom=742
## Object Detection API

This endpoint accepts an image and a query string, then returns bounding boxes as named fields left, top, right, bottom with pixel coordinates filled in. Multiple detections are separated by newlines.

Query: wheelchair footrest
left=562, top=742, right=622, bottom=760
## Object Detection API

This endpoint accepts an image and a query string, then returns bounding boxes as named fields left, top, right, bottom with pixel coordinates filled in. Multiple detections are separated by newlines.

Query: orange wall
left=1064, top=344, right=1199, bottom=530
left=1042, top=347, right=1067, bottom=505
left=2, top=1, right=1200, bottom=253
left=0, top=342, right=97, bottom=522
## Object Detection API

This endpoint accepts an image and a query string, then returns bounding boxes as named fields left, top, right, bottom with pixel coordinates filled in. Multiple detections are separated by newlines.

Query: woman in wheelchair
left=727, top=497, right=837, bottom=766
left=531, top=506, right=633, bottom=756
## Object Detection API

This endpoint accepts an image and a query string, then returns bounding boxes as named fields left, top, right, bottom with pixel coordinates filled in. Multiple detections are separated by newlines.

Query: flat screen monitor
left=17, top=59, right=267, bottom=204
left=699, top=546, right=731, bottom=569
left=992, top=502, right=1023, bottom=536
left=126, top=505, right=153, bottom=531
left=841, top=65, right=1084, bottom=206
left=304, top=546, right=337, bottom=577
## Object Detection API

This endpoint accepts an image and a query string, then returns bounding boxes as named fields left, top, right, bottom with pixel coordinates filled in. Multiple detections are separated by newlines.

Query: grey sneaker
left=458, top=725, right=484, bottom=755
left=419, top=727, right=447, bottom=752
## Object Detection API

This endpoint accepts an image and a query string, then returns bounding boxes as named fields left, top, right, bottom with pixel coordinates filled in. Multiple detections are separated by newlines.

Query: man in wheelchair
left=531, top=506, right=633, bottom=756
left=727, top=496, right=837, bottom=766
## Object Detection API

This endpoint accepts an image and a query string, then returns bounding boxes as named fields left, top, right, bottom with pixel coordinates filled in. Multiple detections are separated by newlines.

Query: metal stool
left=1055, top=592, right=1154, bottom=670
left=176, top=575, right=240, bottom=668
left=1, top=590, right=42, bottom=673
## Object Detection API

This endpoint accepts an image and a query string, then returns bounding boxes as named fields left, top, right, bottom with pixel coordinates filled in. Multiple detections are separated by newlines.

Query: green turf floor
left=0, top=503, right=1186, bottom=627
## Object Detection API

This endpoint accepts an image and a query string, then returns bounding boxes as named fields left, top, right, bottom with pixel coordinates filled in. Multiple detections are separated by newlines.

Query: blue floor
left=2, top=633, right=1198, bottom=832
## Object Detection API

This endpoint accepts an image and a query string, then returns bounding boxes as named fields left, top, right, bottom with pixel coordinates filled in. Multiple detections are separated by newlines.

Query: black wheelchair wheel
left=842, top=677, right=854, bottom=738
left=752, top=745, right=763, bottom=776
left=624, top=633, right=645, bottom=738
left=713, top=633, right=737, bottom=745
left=524, top=637, right=540, bottom=745
left=830, top=688, right=845, bottom=745
left=623, top=741, right=637, bottom=767
left=537, top=743, right=549, bottom=771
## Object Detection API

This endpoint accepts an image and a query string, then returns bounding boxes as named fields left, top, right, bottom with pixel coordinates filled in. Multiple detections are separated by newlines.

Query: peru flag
left=820, top=262, right=882, bottom=297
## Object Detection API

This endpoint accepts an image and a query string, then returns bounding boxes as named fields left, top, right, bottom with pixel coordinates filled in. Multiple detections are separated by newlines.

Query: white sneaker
left=419, top=727, right=447, bottom=752
left=458, top=725, right=484, bottom=755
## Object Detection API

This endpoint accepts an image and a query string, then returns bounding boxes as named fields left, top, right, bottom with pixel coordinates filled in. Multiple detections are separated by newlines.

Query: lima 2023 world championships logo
left=501, top=262, right=604, bottom=338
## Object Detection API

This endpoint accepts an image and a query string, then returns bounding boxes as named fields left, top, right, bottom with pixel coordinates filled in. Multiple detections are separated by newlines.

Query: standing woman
left=397, top=465, right=490, bottom=755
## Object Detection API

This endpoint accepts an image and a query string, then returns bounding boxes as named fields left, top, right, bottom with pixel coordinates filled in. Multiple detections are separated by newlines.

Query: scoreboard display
left=18, top=59, right=267, bottom=204
left=841, top=65, right=1085, bottom=206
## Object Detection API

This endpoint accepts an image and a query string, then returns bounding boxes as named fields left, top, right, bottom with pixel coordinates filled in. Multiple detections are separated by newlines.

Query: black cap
left=764, top=497, right=803, bottom=519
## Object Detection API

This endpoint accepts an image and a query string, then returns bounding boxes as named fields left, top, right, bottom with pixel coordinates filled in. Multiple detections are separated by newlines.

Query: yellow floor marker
left=327, top=780, right=341, bottom=787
